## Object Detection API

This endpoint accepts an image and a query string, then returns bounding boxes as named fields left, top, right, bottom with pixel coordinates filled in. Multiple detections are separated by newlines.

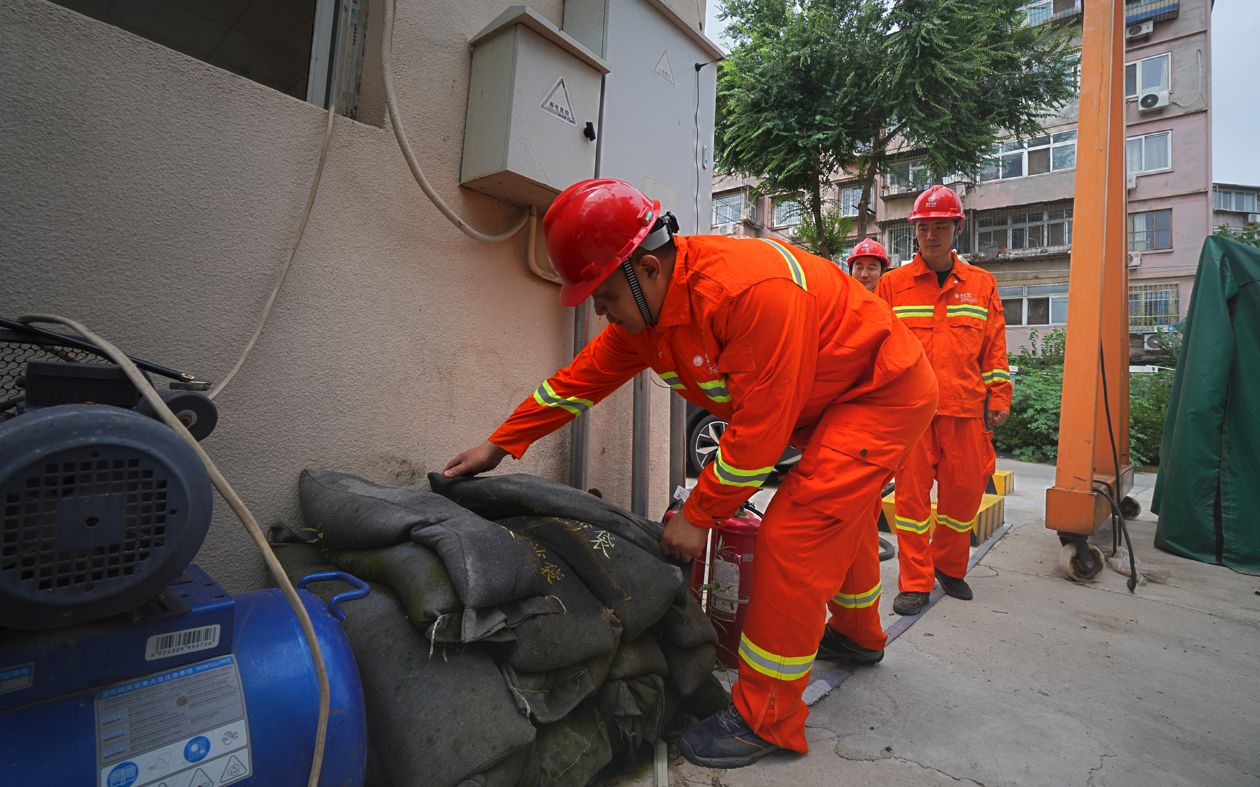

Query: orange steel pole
left=1045, top=0, right=1133, bottom=538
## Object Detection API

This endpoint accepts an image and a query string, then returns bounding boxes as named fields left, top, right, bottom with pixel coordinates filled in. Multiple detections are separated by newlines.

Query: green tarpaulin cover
left=1152, top=235, right=1260, bottom=575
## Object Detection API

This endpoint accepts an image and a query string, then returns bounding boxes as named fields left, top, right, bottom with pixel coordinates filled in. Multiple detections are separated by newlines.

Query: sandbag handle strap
left=297, top=571, right=371, bottom=621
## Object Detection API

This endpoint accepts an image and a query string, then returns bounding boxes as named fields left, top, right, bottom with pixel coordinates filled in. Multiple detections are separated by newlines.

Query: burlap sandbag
left=606, top=634, right=669, bottom=683
left=497, top=515, right=683, bottom=641
left=515, top=700, right=613, bottom=787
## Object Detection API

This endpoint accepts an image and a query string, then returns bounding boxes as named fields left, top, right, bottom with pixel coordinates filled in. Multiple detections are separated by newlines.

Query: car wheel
left=688, top=413, right=726, bottom=475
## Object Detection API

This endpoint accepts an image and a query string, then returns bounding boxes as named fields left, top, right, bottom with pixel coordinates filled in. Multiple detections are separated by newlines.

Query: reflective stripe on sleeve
left=696, top=376, right=732, bottom=403
left=982, top=369, right=1013, bottom=384
left=738, top=633, right=815, bottom=681
left=938, top=514, right=976, bottom=533
left=532, top=379, right=593, bottom=416
left=658, top=371, right=688, bottom=391
left=757, top=239, right=808, bottom=291
left=832, top=581, right=882, bottom=609
left=712, top=448, right=773, bottom=488
left=894, top=515, right=931, bottom=534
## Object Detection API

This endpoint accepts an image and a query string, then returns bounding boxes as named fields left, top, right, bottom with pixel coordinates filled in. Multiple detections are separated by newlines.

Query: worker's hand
left=987, top=409, right=1009, bottom=428
left=661, top=510, right=709, bottom=563
left=442, top=441, right=508, bottom=478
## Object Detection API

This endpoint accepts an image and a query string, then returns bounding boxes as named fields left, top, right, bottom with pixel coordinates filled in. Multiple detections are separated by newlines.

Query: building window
left=1128, top=209, right=1173, bottom=251
left=1129, top=282, right=1180, bottom=330
left=839, top=186, right=865, bottom=218
left=47, top=0, right=364, bottom=111
left=773, top=197, right=803, bottom=228
left=883, top=221, right=915, bottom=264
left=1125, top=53, right=1171, bottom=100
left=884, top=158, right=931, bottom=195
left=978, top=131, right=1077, bottom=181
left=1126, top=131, right=1172, bottom=175
left=1214, top=188, right=1260, bottom=213
left=713, top=191, right=745, bottom=227
left=1022, top=0, right=1081, bottom=25
left=976, top=205, right=1073, bottom=258
left=1000, top=284, right=1069, bottom=327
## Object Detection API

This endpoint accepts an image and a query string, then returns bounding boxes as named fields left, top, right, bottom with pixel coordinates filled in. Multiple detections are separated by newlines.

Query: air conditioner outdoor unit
left=1128, top=252, right=1143, bottom=268
left=1138, top=90, right=1170, bottom=111
left=1127, top=174, right=1139, bottom=191
left=1247, top=213, right=1260, bottom=224
left=1126, top=21, right=1154, bottom=41
left=714, top=223, right=740, bottom=236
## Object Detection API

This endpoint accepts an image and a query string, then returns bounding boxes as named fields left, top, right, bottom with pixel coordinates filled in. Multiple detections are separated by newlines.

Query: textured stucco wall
left=1, top=0, right=674, bottom=593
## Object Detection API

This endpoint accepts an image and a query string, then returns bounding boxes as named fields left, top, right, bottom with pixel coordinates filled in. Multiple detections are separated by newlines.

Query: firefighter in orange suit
left=876, top=185, right=1012, bottom=616
left=444, top=179, right=937, bottom=767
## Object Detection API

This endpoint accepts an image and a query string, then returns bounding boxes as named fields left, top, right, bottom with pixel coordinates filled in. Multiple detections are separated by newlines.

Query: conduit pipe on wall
left=569, top=302, right=592, bottom=492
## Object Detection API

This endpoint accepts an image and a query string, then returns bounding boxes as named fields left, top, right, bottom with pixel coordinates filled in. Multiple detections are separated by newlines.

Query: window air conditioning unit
left=1126, top=21, right=1154, bottom=41
left=1138, top=90, right=1170, bottom=111
left=715, top=223, right=740, bottom=236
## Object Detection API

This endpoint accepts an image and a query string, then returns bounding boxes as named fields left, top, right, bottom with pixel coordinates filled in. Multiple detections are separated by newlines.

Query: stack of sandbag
left=281, top=470, right=727, bottom=787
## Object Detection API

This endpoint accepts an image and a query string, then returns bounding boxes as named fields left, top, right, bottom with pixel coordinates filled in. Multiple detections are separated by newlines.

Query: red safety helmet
left=908, top=185, right=966, bottom=223
left=543, top=179, right=661, bottom=307
left=846, top=237, right=890, bottom=271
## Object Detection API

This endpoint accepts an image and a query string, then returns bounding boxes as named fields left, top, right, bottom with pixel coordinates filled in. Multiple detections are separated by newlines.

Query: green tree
left=1214, top=222, right=1260, bottom=248
left=715, top=0, right=1079, bottom=250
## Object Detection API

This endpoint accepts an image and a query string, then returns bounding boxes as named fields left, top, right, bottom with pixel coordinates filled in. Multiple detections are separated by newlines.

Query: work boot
left=678, top=704, right=781, bottom=768
left=935, top=569, right=973, bottom=601
left=892, top=591, right=930, bottom=616
left=817, top=626, right=884, bottom=665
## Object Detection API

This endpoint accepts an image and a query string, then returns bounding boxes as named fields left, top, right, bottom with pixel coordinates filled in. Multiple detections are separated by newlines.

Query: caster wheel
left=1120, top=496, right=1141, bottom=520
left=1058, top=542, right=1105, bottom=582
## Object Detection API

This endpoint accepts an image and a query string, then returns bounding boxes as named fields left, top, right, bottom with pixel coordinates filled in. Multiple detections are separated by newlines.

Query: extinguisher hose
left=17, top=314, right=332, bottom=787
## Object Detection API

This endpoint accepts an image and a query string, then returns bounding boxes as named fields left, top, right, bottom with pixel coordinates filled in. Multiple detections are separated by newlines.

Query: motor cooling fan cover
left=0, top=404, right=212, bottom=630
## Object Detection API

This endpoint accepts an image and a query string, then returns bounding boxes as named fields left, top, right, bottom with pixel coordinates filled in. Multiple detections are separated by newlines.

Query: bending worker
left=876, top=185, right=1012, bottom=616
left=444, top=179, right=937, bottom=768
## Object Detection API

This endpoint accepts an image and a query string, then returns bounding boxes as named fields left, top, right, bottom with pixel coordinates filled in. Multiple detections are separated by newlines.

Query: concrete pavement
left=631, top=459, right=1260, bottom=786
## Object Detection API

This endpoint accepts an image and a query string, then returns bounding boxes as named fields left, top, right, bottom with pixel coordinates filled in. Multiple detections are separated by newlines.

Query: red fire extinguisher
left=664, top=497, right=763, bottom=669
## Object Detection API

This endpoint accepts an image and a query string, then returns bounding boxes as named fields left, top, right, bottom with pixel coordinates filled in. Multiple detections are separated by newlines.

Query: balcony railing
left=1125, top=0, right=1180, bottom=25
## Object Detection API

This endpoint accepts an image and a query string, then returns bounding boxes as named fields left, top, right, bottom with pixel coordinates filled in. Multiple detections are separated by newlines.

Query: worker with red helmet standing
left=445, top=178, right=938, bottom=767
left=876, top=185, right=1012, bottom=616
left=847, top=237, right=891, bottom=293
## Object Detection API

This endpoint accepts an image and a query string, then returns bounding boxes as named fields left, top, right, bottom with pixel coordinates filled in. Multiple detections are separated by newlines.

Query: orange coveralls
left=876, top=252, right=1012, bottom=592
left=490, top=235, right=937, bottom=752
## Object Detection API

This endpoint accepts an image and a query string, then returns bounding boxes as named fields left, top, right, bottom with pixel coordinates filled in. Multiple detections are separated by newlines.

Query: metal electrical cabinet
left=461, top=6, right=608, bottom=208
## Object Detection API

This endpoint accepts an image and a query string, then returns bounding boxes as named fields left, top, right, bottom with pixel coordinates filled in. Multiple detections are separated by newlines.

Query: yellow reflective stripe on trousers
left=532, top=379, right=593, bottom=416
left=893, top=305, right=934, bottom=318
left=696, top=376, right=731, bottom=403
left=946, top=304, right=989, bottom=320
left=938, top=513, right=976, bottom=533
left=658, top=371, right=687, bottom=391
left=982, top=369, right=1012, bottom=384
left=738, top=633, right=814, bottom=681
left=832, top=581, right=882, bottom=609
left=712, top=448, right=773, bottom=488
left=756, top=239, right=808, bottom=291
left=895, top=515, right=931, bottom=534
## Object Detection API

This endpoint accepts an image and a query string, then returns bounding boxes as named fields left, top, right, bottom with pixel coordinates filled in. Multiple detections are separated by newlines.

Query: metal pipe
left=631, top=371, right=651, bottom=515
left=669, top=395, right=686, bottom=499
left=568, top=302, right=591, bottom=491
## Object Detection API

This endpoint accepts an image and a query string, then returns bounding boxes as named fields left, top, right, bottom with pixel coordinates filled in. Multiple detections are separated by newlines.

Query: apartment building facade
left=1212, top=182, right=1260, bottom=232
left=711, top=0, right=1214, bottom=354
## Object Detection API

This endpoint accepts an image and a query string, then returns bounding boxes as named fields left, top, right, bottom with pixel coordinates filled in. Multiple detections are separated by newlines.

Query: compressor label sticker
left=96, top=655, right=252, bottom=787
left=0, top=662, right=34, bottom=695
left=145, top=624, right=222, bottom=661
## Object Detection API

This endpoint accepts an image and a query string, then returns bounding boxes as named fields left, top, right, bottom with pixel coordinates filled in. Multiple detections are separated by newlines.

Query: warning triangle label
left=220, top=754, right=248, bottom=783
left=189, top=768, right=213, bottom=787
left=654, top=49, right=675, bottom=87
left=540, top=78, right=576, bottom=126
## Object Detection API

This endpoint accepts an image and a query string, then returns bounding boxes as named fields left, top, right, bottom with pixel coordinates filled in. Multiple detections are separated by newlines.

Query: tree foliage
left=1214, top=222, right=1260, bottom=248
left=715, top=0, right=1079, bottom=252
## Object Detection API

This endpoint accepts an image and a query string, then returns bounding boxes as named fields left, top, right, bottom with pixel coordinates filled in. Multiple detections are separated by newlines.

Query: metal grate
left=0, top=337, right=104, bottom=416
left=1, top=454, right=170, bottom=595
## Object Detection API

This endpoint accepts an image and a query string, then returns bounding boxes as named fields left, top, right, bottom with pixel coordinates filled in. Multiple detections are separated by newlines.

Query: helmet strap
left=621, top=257, right=657, bottom=328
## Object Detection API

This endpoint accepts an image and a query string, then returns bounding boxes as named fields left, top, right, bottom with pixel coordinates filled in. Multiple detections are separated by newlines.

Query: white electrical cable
left=209, top=103, right=338, bottom=401
left=381, top=0, right=528, bottom=243
left=525, top=206, right=564, bottom=283
left=18, top=314, right=332, bottom=787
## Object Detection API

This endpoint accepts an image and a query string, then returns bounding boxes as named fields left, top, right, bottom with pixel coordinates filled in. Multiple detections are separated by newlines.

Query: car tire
left=688, top=413, right=726, bottom=476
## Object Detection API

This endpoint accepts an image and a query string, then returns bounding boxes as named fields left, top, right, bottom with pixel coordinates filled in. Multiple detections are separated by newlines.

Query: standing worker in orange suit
left=444, top=179, right=937, bottom=768
left=876, top=185, right=1012, bottom=616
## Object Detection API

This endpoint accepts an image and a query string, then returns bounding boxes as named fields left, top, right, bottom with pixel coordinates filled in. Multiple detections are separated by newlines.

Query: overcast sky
left=703, top=2, right=1260, bottom=186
